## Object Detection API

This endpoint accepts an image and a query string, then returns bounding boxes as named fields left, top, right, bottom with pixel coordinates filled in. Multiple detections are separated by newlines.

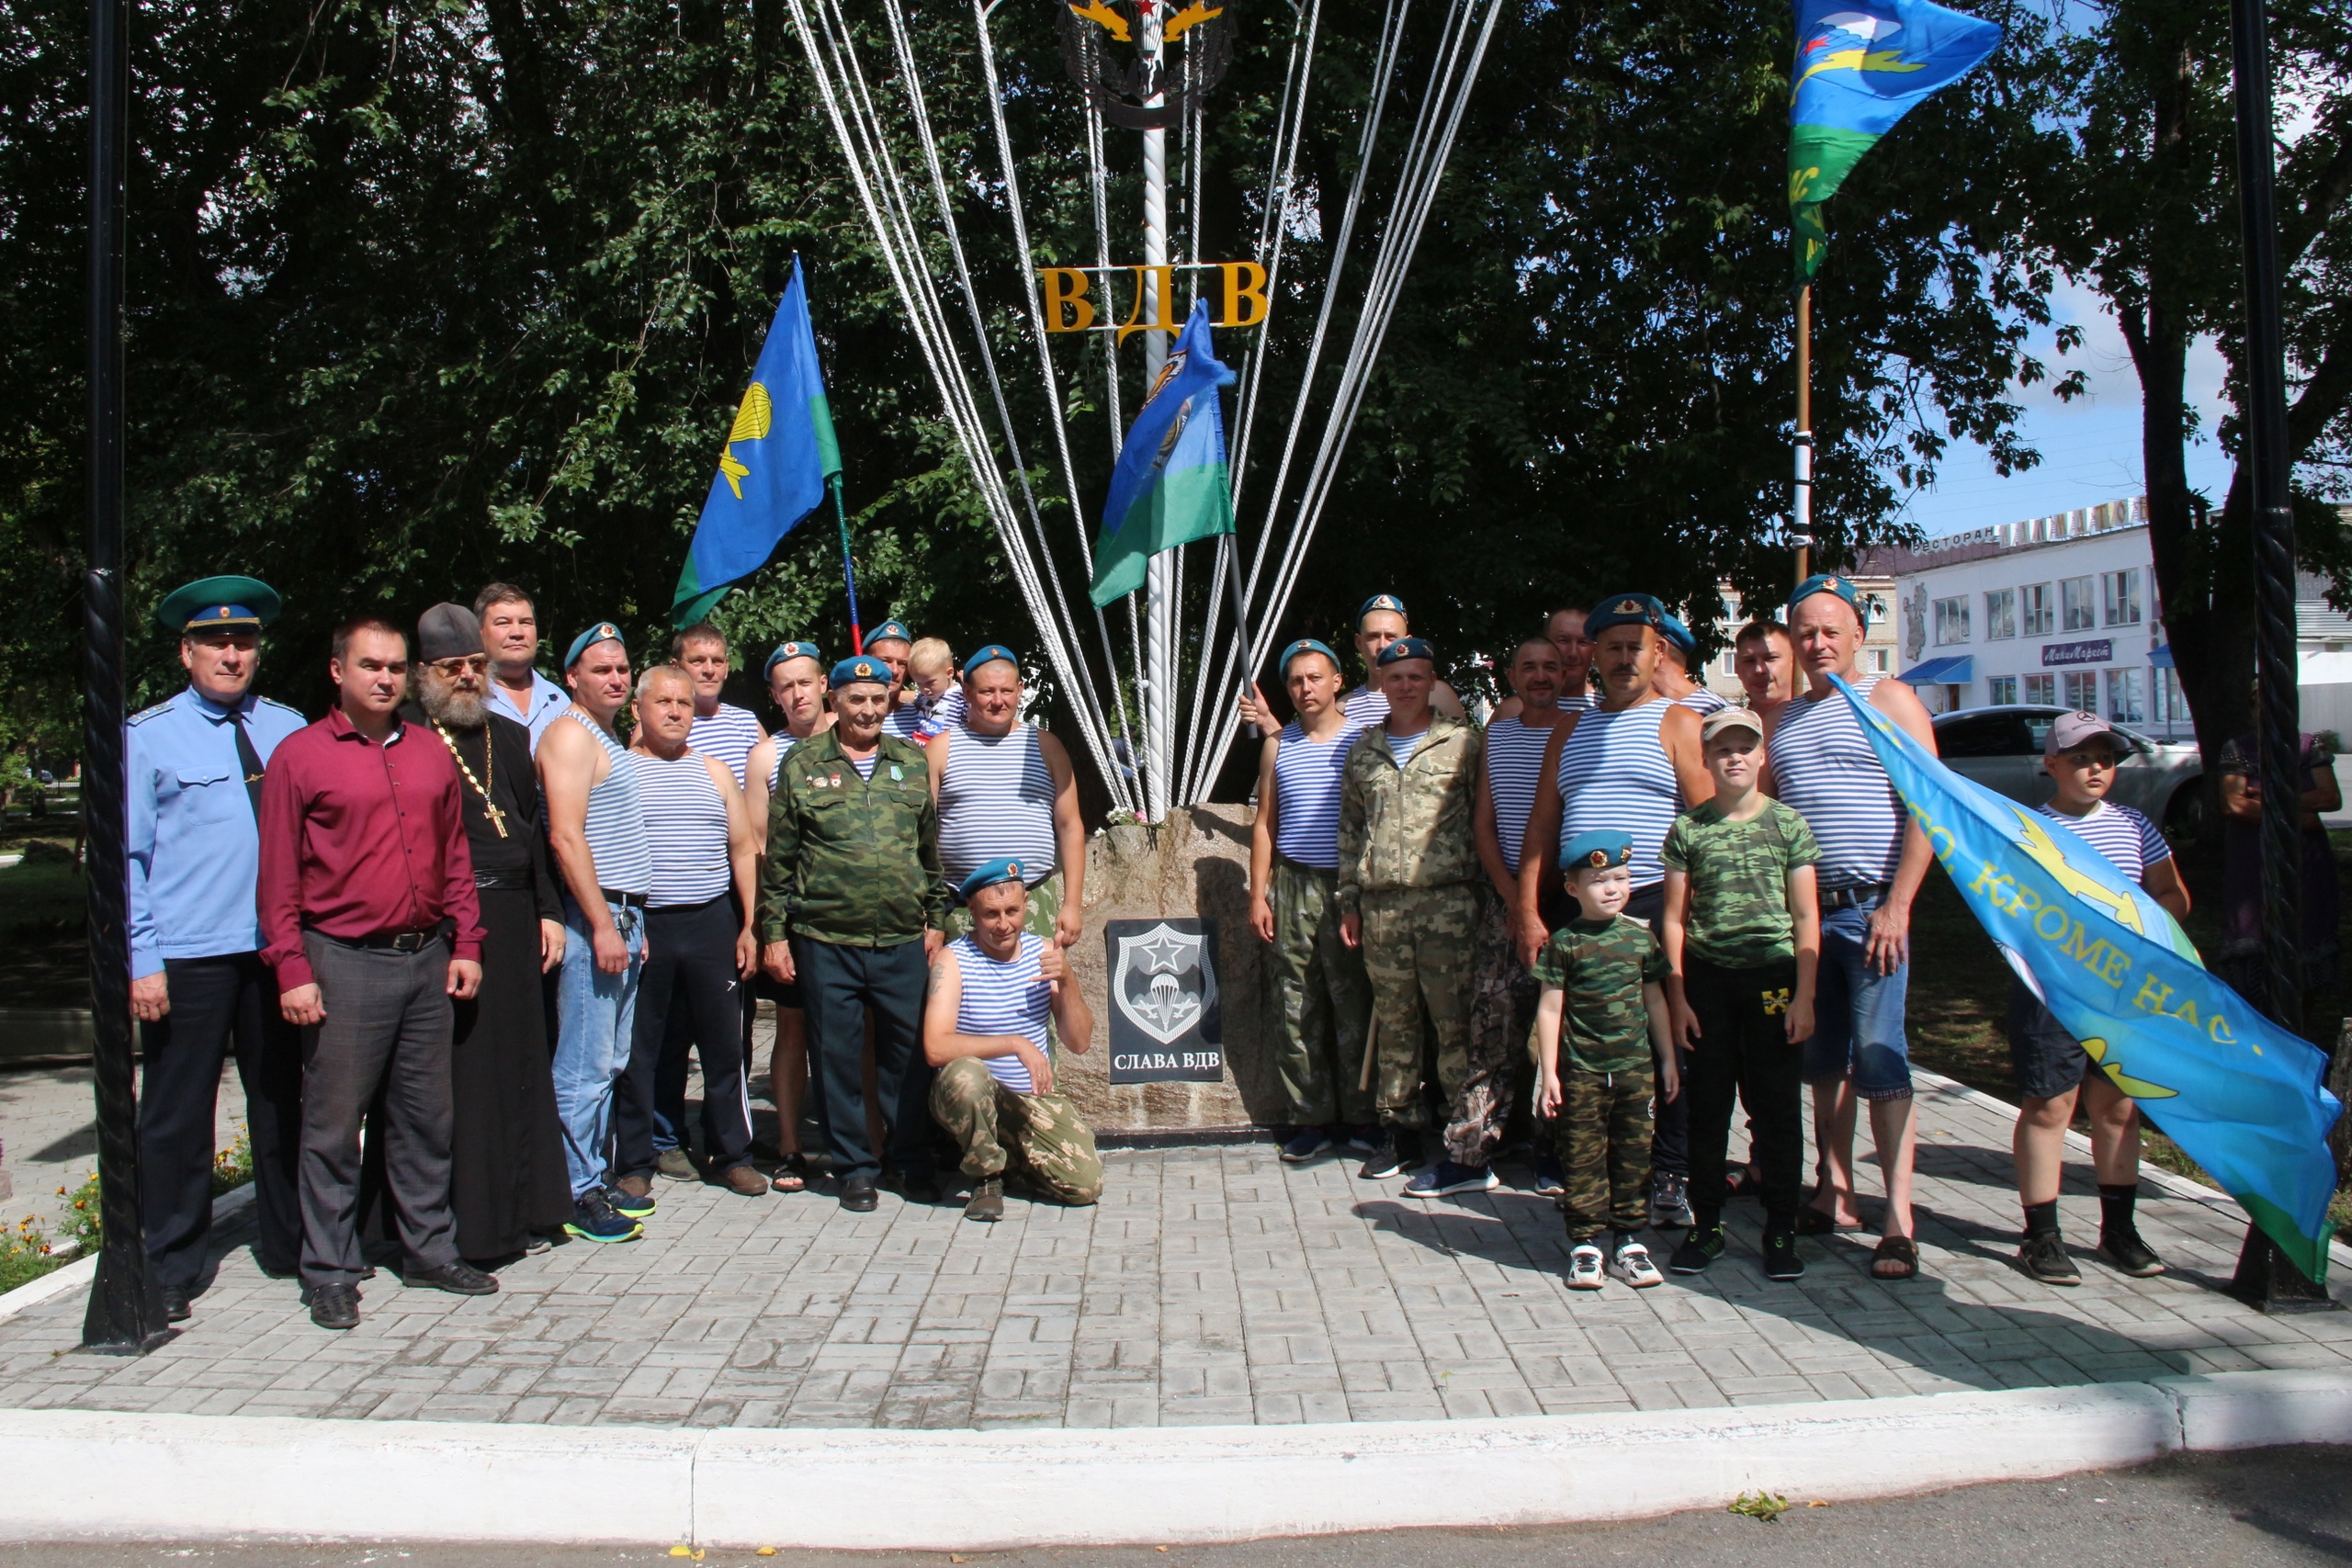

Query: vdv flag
left=673, top=256, right=842, bottom=626
left=1831, top=676, right=2342, bottom=1279
left=1790, top=0, right=2001, bottom=283
left=1090, top=299, right=1238, bottom=607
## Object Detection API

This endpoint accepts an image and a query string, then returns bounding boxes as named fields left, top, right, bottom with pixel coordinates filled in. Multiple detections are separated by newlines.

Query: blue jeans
left=553, top=895, right=647, bottom=1197
left=1802, top=897, right=1912, bottom=1101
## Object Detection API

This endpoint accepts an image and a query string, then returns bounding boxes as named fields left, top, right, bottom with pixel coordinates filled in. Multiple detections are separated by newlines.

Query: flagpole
left=831, top=475, right=865, bottom=655
left=1793, top=284, right=1814, bottom=592
left=1140, top=12, right=1173, bottom=823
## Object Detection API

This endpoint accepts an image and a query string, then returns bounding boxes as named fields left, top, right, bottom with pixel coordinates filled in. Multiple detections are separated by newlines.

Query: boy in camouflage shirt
left=1658, top=707, right=1820, bottom=1280
left=1533, top=829, right=1676, bottom=1290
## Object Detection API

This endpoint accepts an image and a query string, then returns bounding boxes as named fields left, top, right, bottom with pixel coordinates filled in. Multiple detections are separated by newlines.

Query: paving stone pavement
left=2, top=1071, right=2348, bottom=1428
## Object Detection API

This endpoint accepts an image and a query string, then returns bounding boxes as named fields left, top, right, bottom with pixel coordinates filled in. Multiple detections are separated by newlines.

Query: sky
left=1891, top=279, right=2237, bottom=539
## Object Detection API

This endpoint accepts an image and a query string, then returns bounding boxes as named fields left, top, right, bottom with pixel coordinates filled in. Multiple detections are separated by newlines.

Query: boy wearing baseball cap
left=1659, top=706, right=1822, bottom=1280
left=2010, top=712, right=2190, bottom=1285
left=1533, top=830, right=1677, bottom=1290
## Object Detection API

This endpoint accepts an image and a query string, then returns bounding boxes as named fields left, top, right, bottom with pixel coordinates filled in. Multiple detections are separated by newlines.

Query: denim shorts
left=1801, top=896, right=1913, bottom=1100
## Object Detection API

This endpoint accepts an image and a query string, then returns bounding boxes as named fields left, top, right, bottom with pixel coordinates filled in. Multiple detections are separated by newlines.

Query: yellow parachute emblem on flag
left=718, top=383, right=774, bottom=501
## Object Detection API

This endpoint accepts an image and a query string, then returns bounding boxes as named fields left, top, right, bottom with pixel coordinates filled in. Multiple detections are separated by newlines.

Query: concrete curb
left=0, top=1183, right=253, bottom=1324
left=0, top=1370, right=2346, bottom=1547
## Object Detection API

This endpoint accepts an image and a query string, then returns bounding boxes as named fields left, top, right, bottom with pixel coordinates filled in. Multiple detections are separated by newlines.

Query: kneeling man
left=923, top=858, right=1102, bottom=1222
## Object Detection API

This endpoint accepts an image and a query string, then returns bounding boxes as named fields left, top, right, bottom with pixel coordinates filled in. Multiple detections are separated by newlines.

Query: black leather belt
left=600, top=888, right=647, bottom=908
left=330, top=928, right=441, bottom=953
left=474, top=867, right=535, bottom=891
left=1819, top=882, right=1891, bottom=911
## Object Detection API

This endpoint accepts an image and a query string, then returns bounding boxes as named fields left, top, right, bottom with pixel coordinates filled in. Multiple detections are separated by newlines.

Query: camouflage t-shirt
left=1659, top=799, right=1821, bottom=970
left=1533, top=915, right=1669, bottom=1074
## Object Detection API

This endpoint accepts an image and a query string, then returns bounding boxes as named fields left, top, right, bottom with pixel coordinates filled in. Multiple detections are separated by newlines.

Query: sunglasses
left=428, top=655, right=490, bottom=677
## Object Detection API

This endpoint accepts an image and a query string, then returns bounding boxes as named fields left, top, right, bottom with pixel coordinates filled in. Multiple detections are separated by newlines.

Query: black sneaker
left=564, top=1189, right=643, bottom=1244
left=1649, top=1170, right=1693, bottom=1229
left=2097, top=1231, right=2165, bottom=1278
left=1279, top=1127, right=1333, bottom=1163
left=1761, top=1228, right=1804, bottom=1281
left=608, top=1179, right=657, bottom=1220
left=1359, top=1128, right=1422, bottom=1179
left=2018, top=1229, right=2080, bottom=1285
left=1668, top=1224, right=1726, bottom=1275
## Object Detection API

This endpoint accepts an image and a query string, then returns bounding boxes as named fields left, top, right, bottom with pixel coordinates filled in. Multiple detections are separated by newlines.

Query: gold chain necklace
left=433, top=719, right=508, bottom=839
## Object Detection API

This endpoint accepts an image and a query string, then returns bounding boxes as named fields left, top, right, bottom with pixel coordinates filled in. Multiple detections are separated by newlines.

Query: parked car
left=1929, top=705, right=2207, bottom=840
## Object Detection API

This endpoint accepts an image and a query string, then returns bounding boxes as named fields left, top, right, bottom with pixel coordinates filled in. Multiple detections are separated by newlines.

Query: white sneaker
left=1567, top=1243, right=1607, bottom=1290
left=1612, top=1239, right=1664, bottom=1288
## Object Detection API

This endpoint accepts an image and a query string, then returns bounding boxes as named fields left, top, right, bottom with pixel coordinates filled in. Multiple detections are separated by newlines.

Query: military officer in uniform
left=759, top=656, right=950, bottom=1212
left=128, top=575, right=309, bottom=1320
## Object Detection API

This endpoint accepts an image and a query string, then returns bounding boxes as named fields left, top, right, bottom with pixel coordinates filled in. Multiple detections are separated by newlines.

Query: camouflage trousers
left=1555, top=1065, right=1655, bottom=1242
left=929, top=1056, right=1102, bottom=1205
left=1359, top=884, right=1477, bottom=1130
left=1269, top=861, right=1375, bottom=1127
left=1453, top=885, right=1538, bottom=1165
left=942, top=873, right=1063, bottom=942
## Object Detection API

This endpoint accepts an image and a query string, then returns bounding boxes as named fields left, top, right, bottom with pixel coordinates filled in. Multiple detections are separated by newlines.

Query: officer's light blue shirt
left=127, top=686, right=308, bottom=977
left=492, top=671, right=572, bottom=752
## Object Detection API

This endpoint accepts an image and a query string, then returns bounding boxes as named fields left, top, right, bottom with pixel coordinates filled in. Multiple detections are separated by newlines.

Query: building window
left=2107, top=668, right=2145, bottom=724
left=2103, top=569, right=2143, bottom=626
left=2063, top=577, right=2097, bottom=631
left=1983, top=588, right=2015, bottom=640
left=2020, top=583, right=2054, bottom=636
left=2024, top=673, right=2055, bottom=705
left=1933, top=596, right=1971, bottom=645
left=2156, top=668, right=2188, bottom=727
left=1868, top=648, right=1891, bottom=672
left=1720, top=652, right=1737, bottom=677
left=1988, top=675, right=2018, bottom=705
left=2064, top=671, right=2098, bottom=711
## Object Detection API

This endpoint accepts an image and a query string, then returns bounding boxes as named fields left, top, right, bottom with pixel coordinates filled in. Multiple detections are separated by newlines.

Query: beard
left=421, top=680, right=488, bottom=730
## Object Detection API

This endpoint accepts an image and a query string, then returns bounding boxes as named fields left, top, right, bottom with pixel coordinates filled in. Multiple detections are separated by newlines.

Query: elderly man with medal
left=400, top=604, right=573, bottom=1263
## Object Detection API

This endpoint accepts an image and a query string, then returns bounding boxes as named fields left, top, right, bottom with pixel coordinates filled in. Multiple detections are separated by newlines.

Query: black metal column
left=2226, top=0, right=2333, bottom=1311
left=80, top=0, right=168, bottom=1353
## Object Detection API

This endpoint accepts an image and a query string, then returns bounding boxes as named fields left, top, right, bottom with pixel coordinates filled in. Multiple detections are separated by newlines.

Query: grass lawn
left=1904, top=824, right=2352, bottom=1232
left=0, top=836, right=90, bottom=1010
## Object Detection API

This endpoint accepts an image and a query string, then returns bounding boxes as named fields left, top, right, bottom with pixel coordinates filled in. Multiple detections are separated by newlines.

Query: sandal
left=1871, top=1235, right=1920, bottom=1280
left=769, top=1154, right=809, bottom=1194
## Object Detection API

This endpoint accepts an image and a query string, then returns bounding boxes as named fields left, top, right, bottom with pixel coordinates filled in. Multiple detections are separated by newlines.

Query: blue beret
left=565, top=622, right=626, bottom=669
left=865, top=619, right=914, bottom=647
left=962, top=643, right=1020, bottom=679
left=763, top=641, right=822, bottom=679
left=955, top=856, right=1031, bottom=903
left=1560, top=830, right=1634, bottom=873
left=1586, top=593, right=1665, bottom=637
left=1657, top=613, right=1697, bottom=656
left=1281, top=637, right=1340, bottom=674
left=1789, top=573, right=1862, bottom=616
left=1376, top=636, right=1436, bottom=667
left=1357, top=593, right=1407, bottom=626
left=830, top=655, right=892, bottom=690
left=156, top=575, right=280, bottom=636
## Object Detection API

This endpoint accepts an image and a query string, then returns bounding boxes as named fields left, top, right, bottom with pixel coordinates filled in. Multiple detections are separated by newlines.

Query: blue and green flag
left=1833, top=676, right=2342, bottom=1280
left=673, top=257, right=842, bottom=626
left=1790, top=0, right=2002, bottom=283
left=1091, top=299, right=1237, bottom=607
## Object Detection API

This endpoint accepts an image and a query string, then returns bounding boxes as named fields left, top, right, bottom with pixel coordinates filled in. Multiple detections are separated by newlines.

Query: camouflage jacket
left=759, top=728, right=948, bottom=948
left=1337, top=714, right=1484, bottom=912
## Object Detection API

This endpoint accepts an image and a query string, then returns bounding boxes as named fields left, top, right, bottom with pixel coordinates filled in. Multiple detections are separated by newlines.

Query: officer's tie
left=229, top=708, right=266, bottom=818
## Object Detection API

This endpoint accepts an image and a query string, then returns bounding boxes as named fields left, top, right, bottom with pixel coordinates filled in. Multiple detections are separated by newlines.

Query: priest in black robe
left=405, top=602, right=572, bottom=1262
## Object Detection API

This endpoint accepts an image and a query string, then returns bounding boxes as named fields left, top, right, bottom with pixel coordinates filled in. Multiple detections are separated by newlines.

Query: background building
left=1702, top=574, right=1897, bottom=704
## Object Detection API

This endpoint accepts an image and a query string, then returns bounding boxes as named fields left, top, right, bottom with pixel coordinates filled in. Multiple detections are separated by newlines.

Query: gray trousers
left=299, top=933, right=459, bottom=1285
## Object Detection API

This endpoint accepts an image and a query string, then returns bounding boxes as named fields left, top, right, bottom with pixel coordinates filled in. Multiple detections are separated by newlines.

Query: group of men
left=1247, top=581, right=1939, bottom=1280
left=130, top=578, right=1102, bottom=1333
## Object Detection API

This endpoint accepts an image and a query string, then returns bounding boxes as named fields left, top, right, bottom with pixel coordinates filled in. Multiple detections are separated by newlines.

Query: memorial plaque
left=1103, top=918, right=1224, bottom=1083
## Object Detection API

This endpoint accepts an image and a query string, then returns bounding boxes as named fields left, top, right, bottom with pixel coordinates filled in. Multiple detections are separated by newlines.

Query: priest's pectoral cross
left=482, top=799, right=509, bottom=839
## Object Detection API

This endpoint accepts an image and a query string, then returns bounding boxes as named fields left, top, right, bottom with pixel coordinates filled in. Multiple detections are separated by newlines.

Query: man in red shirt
left=259, top=615, right=492, bottom=1330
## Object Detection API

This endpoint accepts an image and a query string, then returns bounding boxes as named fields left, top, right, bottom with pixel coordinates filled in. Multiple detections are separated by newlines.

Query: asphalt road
left=9, top=1445, right=2351, bottom=1567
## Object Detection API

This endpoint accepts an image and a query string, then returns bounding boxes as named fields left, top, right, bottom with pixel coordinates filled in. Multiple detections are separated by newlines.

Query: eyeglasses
left=428, top=656, right=490, bottom=677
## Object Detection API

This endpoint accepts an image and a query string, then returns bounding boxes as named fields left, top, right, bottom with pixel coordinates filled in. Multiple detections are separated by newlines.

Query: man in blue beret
left=862, top=617, right=918, bottom=729
left=1235, top=593, right=1466, bottom=738
left=744, top=640, right=832, bottom=1190
left=1653, top=613, right=1729, bottom=716
left=1769, top=572, right=1939, bottom=1280
left=758, top=655, right=951, bottom=1212
left=922, top=858, right=1101, bottom=1221
left=1338, top=637, right=1485, bottom=1186
left=128, top=575, right=308, bottom=1321
left=933, top=645, right=1087, bottom=951
left=534, top=622, right=653, bottom=1244
left=1518, top=592, right=1713, bottom=1227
